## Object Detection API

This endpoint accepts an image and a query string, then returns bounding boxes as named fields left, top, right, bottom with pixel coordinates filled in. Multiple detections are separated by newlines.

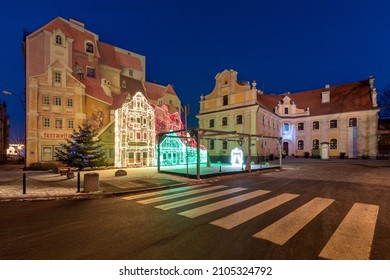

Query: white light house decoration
left=231, top=147, right=243, bottom=167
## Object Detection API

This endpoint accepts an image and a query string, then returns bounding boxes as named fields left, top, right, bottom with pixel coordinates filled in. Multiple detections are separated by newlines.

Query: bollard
left=77, top=172, right=80, bottom=193
left=23, top=173, right=26, bottom=194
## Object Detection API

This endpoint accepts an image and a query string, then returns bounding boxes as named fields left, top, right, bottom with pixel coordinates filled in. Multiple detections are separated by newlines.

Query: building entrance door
left=283, top=142, right=289, bottom=156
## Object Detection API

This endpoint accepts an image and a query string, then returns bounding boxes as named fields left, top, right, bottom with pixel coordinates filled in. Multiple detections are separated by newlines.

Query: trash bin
left=84, top=173, right=99, bottom=192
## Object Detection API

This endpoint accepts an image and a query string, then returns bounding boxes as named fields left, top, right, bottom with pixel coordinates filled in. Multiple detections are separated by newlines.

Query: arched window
left=313, top=139, right=319, bottom=150
left=55, top=35, right=62, bottom=45
left=283, top=123, right=289, bottom=132
left=298, top=140, right=304, bottom=150
left=330, top=139, right=338, bottom=150
left=86, top=42, right=94, bottom=53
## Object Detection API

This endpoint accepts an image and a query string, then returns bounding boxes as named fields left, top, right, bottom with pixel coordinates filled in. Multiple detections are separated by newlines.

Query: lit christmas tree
left=55, top=121, right=107, bottom=170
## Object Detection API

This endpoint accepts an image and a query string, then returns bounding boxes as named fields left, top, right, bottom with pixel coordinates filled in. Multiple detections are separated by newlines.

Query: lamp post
left=2, top=90, right=26, bottom=168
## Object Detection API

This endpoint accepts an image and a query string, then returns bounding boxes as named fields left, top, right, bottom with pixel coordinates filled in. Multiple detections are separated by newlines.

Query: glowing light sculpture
left=231, top=147, right=243, bottom=167
left=158, top=132, right=207, bottom=166
left=115, top=92, right=156, bottom=167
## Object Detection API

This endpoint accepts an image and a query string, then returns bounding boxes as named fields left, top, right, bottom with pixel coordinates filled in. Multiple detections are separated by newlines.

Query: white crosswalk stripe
left=155, top=187, right=247, bottom=210
left=252, top=197, right=335, bottom=245
left=121, top=185, right=380, bottom=259
left=121, top=184, right=211, bottom=200
left=319, top=203, right=379, bottom=260
left=137, top=185, right=228, bottom=204
left=210, top=193, right=299, bottom=229
left=178, top=189, right=271, bottom=218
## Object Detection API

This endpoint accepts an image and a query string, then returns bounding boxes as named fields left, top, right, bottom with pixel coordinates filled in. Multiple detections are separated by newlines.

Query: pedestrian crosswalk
left=122, top=184, right=380, bottom=260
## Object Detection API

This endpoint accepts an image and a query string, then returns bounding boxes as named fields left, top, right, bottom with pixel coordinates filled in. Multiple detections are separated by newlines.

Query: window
left=298, top=140, right=304, bottom=150
left=313, top=139, right=319, bottom=150
left=330, top=119, right=337, bottom=128
left=129, top=69, right=133, bottom=77
left=349, top=118, right=357, bottom=127
left=223, top=95, right=228, bottom=106
left=283, top=123, right=289, bottom=132
left=285, top=107, right=289, bottom=114
left=43, top=95, right=50, bottom=106
left=236, top=115, right=243, bottom=124
left=67, top=98, right=73, bottom=107
left=55, top=35, right=62, bottom=45
left=209, top=119, right=215, bottom=128
left=313, top=121, right=319, bottom=130
left=298, top=123, right=304, bottom=131
left=54, top=97, right=62, bottom=106
left=330, top=138, right=338, bottom=150
left=55, top=119, right=62, bottom=129
left=222, top=140, right=228, bottom=149
left=86, top=42, right=94, bottom=53
left=210, top=140, right=215, bottom=150
left=54, top=71, right=61, bottom=83
left=43, top=118, right=50, bottom=127
left=68, top=120, right=74, bottom=129
left=86, top=67, right=95, bottom=78
left=222, top=117, right=228, bottom=126
left=121, top=80, right=127, bottom=88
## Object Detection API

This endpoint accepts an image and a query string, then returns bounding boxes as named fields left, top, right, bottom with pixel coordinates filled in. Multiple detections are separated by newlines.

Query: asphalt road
left=0, top=159, right=389, bottom=260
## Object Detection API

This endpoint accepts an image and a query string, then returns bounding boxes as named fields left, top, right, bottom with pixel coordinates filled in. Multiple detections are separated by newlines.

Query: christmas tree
left=55, top=121, right=107, bottom=170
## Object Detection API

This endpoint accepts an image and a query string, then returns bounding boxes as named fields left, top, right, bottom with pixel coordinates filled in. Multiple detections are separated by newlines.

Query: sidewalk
left=1, top=157, right=389, bottom=201
left=0, top=165, right=200, bottom=201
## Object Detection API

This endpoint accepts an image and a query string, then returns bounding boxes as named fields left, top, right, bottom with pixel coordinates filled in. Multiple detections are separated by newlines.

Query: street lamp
left=2, top=90, right=25, bottom=112
left=2, top=90, right=26, bottom=168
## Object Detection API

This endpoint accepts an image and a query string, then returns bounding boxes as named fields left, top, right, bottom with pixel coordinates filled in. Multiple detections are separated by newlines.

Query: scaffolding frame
left=157, top=127, right=283, bottom=179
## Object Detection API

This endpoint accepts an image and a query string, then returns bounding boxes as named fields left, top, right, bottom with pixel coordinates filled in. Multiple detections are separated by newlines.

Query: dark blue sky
left=1, top=0, right=390, bottom=142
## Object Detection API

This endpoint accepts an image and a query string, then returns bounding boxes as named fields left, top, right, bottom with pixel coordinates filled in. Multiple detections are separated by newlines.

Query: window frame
left=222, top=117, right=228, bottom=126
left=330, top=138, right=338, bottom=150
left=209, top=119, right=215, bottom=128
left=86, top=67, right=95, bottom=78
left=313, top=121, right=320, bottom=130
left=330, top=119, right=338, bottom=129
left=43, top=117, right=50, bottom=128
left=223, top=95, right=228, bottom=106
left=298, top=122, right=304, bottom=131
left=43, top=95, right=50, bottom=106
left=349, top=118, right=357, bottom=127
left=298, top=140, right=304, bottom=150
left=86, top=42, right=94, bottom=54
left=236, top=115, right=243, bottom=124
left=313, top=139, right=320, bottom=150
left=54, top=97, right=62, bottom=106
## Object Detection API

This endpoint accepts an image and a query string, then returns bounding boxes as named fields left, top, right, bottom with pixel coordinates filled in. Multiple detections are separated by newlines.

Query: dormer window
left=86, top=42, right=94, bottom=54
left=55, top=35, right=62, bottom=45
left=322, top=91, right=330, bottom=103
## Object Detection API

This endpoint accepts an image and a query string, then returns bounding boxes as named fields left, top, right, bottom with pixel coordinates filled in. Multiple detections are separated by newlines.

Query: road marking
left=210, top=193, right=300, bottom=229
left=155, top=187, right=247, bottom=210
left=252, top=197, right=335, bottom=245
left=121, top=184, right=210, bottom=200
left=319, top=203, right=379, bottom=260
left=178, top=190, right=271, bottom=218
left=137, top=185, right=228, bottom=204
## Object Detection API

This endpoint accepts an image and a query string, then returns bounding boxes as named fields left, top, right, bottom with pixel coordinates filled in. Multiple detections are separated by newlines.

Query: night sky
left=1, top=0, right=390, bottom=143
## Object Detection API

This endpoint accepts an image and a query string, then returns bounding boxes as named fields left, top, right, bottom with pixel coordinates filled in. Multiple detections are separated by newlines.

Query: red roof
left=97, top=41, right=120, bottom=69
left=144, top=81, right=177, bottom=101
left=116, top=51, right=143, bottom=71
left=258, top=79, right=375, bottom=116
left=111, top=76, right=146, bottom=109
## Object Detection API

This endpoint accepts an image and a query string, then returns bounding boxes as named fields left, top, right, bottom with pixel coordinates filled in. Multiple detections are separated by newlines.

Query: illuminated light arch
left=231, top=147, right=243, bottom=167
left=115, top=92, right=155, bottom=167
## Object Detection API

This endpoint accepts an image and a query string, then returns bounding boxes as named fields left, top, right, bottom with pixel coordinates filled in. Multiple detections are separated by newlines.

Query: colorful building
left=197, top=69, right=380, bottom=161
left=23, top=17, right=182, bottom=167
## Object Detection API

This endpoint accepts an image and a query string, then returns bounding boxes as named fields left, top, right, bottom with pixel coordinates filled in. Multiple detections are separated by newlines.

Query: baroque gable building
left=197, top=69, right=379, bottom=161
